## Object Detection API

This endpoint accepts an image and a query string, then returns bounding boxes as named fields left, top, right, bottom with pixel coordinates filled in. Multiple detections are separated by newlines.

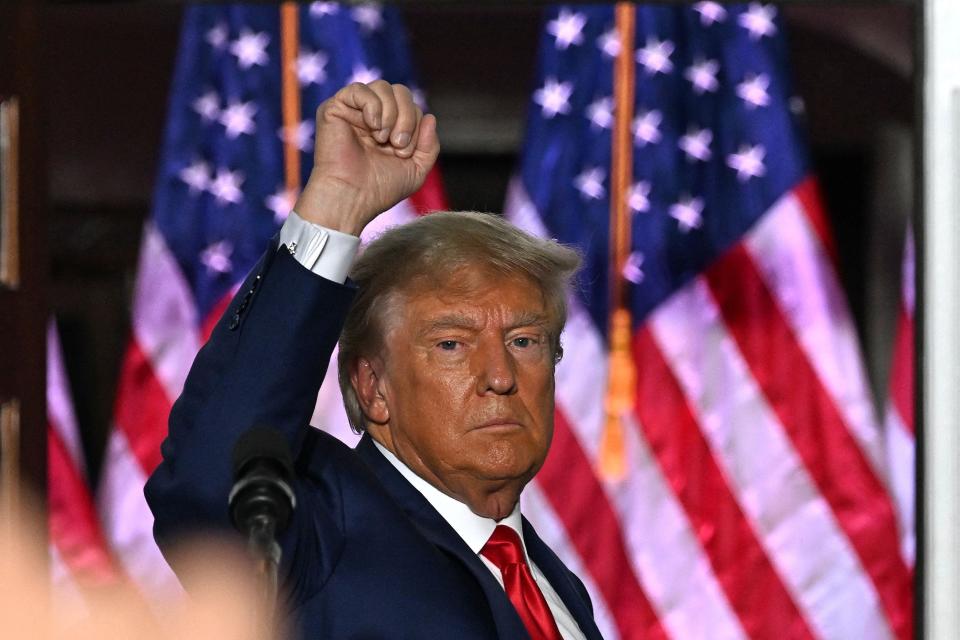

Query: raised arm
left=144, top=81, right=438, bottom=596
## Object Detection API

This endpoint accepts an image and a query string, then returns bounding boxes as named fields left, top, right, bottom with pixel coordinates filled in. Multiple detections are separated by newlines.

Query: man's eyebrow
left=506, top=311, right=550, bottom=330
left=416, top=311, right=550, bottom=336
left=417, top=314, right=480, bottom=336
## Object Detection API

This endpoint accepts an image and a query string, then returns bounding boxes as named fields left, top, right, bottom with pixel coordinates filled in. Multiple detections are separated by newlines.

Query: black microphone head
left=232, top=425, right=294, bottom=480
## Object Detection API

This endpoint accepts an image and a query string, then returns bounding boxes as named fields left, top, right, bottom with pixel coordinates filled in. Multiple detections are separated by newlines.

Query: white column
left=924, top=0, right=960, bottom=637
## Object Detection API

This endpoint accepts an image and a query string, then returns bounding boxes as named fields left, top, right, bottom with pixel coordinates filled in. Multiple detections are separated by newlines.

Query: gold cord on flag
left=280, top=2, right=302, bottom=199
left=599, top=3, right=637, bottom=482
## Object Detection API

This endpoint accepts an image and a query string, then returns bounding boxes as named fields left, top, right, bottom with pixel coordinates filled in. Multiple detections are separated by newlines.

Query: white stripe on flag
left=650, top=276, right=894, bottom=640
left=98, top=429, right=182, bottom=602
left=310, top=342, right=359, bottom=446
left=745, top=192, right=885, bottom=477
left=47, top=324, right=86, bottom=474
left=132, top=223, right=201, bottom=403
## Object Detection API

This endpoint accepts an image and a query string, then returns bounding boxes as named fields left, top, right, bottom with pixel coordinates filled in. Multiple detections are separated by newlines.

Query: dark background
left=41, top=3, right=916, bottom=484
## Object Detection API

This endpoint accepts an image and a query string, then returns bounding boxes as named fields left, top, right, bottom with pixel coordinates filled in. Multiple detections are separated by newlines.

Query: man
left=146, top=81, right=602, bottom=640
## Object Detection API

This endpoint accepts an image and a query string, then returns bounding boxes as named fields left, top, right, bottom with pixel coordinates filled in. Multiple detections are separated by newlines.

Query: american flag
left=505, top=4, right=913, bottom=640
left=47, top=322, right=123, bottom=608
left=884, top=227, right=915, bottom=570
left=97, top=2, right=445, bottom=601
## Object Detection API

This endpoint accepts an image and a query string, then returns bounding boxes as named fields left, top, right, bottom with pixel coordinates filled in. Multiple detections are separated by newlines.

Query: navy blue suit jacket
left=145, top=243, right=603, bottom=639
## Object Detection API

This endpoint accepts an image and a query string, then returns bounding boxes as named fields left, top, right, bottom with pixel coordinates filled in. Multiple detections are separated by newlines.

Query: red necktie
left=481, top=525, right=563, bottom=640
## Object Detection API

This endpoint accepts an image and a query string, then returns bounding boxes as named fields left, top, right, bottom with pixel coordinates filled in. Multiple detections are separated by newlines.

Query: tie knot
left=481, top=525, right=526, bottom=569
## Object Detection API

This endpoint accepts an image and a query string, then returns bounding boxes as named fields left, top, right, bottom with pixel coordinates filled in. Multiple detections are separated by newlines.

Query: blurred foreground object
left=0, top=503, right=276, bottom=640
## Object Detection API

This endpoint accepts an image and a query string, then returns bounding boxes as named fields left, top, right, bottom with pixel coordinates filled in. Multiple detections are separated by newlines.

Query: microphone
left=228, top=426, right=297, bottom=616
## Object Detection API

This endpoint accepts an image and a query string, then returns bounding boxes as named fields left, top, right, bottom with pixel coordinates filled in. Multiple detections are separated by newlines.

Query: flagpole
left=280, top=2, right=302, bottom=198
left=599, top=2, right=636, bottom=482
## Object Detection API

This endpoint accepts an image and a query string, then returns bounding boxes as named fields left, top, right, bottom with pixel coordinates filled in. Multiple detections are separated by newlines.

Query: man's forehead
left=397, top=269, right=549, bottom=322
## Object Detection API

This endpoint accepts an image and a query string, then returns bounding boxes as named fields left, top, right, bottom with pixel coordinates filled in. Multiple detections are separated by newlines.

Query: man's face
left=361, top=267, right=557, bottom=519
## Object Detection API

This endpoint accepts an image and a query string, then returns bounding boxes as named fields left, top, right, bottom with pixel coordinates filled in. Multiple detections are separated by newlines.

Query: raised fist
left=294, top=81, right=440, bottom=236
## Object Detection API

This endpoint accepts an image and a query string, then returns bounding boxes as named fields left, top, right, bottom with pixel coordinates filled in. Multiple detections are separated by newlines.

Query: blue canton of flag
left=153, top=2, right=423, bottom=320
left=520, top=2, right=807, bottom=333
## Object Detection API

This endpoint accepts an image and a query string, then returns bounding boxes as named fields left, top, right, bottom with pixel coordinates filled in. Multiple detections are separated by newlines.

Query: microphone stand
left=229, top=426, right=297, bottom=636
left=247, top=513, right=282, bottom=623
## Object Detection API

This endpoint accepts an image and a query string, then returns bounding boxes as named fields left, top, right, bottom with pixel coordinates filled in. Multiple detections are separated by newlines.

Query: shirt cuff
left=278, top=210, right=361, bottom=284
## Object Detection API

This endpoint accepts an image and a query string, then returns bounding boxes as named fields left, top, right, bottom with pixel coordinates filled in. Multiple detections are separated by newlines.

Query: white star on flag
left=349, top=64, right=382, bottom=85
left=679, top=127, right=713, bottom=161
left=280, top=120, right=315, bottom=152
left=534, top=77, right=574, bottom=118
left=192, top=90, right=221, bottom=122
left=352, top=4, right=383, bottom=33
left=727, top=143, right=767, bottom=181
left=574, top=167, right=606, bottom=200
left=266, top=187, right=297, bottom=223
left=296, top=49, right=328, bottom=86
left=219, top=101, right=258, bottom=138
left=230, top=29, right=270, bottom=70
left=636, top=38, right=675, bottom=76
left=209, top=168, right=245, bottom=205
left=632, top=109, right=663, bottom=147
left=623, top=252, right=645, bottom=284
left=179, top=159, right=211, bottom=194
left=206, top=22, right=229, bottom=50
left=597, top=28, right=621, bottom=58
left=693, top=2, right=727, bottom=26
left=670, top=196, right=704, bottom=232
left=309, top=2, right=339, bottom=16
left=586, top=96, right=614, bottom=130
left=546, top=9, right=588, bottom=50
left=737, top=73, right=771, bottom=109
left=629, top=181, right=651, bottom=213
left=685, top=59, right=720, bottom=94
left=739, top=3, right=778, bottom=40
left=201, top=240, right=234, bottom=275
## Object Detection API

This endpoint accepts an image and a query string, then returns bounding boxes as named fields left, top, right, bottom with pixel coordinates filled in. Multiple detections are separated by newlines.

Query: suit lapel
left=522, top=518, right=604, bottom=640
left=353, top=435, right=531, bottom=639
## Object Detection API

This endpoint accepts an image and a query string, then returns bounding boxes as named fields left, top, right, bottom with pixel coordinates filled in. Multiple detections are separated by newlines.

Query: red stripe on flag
left=202, top=291, right=234, bottom=343
left=705, top=244, right=914, bottom=640
left=409, top=166, right=447, bottom=215
left=48, top=423, right=123, bottom=587
left=889, top=307, right=915, bottom=435
left=538, top=408, right=669, bottom=640
left=113, top=340, right=173, bottom=475
left=633, top=325, right=816, bottom=640
left=793, top=177, right=840, bottom=271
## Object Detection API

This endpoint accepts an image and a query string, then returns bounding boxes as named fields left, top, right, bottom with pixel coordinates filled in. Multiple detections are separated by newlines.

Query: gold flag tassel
left=599, top=3, right=637, bottom=482
left=600, top=310, right=635, bottom=480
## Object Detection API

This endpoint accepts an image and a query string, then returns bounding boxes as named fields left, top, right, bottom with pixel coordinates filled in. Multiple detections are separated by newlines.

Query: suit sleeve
left=144, top=243, right=356, bottom=599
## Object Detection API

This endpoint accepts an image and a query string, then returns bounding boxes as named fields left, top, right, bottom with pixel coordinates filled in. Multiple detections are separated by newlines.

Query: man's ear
left=350, top=356, right=390, bottom=425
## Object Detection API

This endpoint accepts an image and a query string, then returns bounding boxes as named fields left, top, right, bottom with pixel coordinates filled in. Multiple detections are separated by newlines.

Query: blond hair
left=337, top=211, right=580, bottom=432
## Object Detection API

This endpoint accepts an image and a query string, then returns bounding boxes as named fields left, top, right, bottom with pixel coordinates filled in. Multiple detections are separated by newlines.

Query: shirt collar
left=372, top=439, right=526, bottom=556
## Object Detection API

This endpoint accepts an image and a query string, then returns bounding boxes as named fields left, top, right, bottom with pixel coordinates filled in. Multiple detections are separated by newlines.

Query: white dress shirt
left=279, top=211, right=587, bottom=639
left=373, top=441, right=586, bottom=640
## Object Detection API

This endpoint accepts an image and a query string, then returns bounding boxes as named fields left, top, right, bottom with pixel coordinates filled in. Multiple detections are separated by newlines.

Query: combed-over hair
left=337, top=211, right=580, bottom=433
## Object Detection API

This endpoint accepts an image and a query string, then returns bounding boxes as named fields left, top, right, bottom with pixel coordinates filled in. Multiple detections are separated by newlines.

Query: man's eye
left=511, top=337, right=537, bottom=348
left=438, top=340, right=459, bottom=351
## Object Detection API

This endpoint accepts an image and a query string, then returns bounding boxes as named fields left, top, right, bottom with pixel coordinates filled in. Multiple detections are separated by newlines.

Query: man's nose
left=475, top=340, right=517, bottom=395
